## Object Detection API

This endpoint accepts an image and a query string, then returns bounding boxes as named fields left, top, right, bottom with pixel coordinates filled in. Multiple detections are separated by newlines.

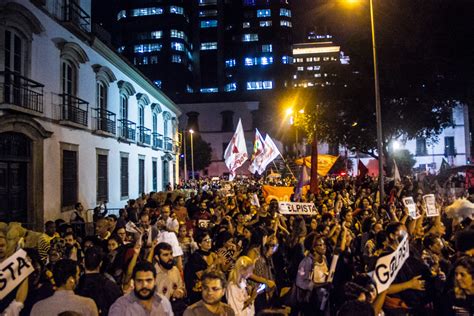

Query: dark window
left=444, top=136, right=456, bottom=157
left=221, top=111, right=234, bottom=132
left=97, top=154, right=108, bottom=202
left=120, top=156, right=128, bottom=198
left=62, top=150, right=77, bottom=208
left=138, top=158, right=145, bottom=194
left=416, top=138, right=427, bottom=156
left=162, top=159, right=169, bottom=189
left=152, top=160, right=157, bottom=192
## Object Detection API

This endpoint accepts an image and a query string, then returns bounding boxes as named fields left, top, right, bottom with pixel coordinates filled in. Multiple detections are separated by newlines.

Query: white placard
left=402, top=197, right=419, bottom=219
left=423, top=194, right=438, bottom=217
left=0, top=249, right=35, bottom=299
left=372, top=235, right=410, bottom=293
left=326, top=254, right=339, bottom=283
left=278, top=202, right=317, bottom=215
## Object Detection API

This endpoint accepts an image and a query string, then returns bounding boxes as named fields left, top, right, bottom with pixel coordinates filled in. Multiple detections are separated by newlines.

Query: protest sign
left=0, top=249, right=34, bottom=299
left=423, top=194, right=438, bottom=217
left=326, top=255, right=339, bottom=283
left=372, top=234, right=410, bottom=293
left=278, top=202, right=317, bottom=215
left=402, top=197, right=419, bottom=219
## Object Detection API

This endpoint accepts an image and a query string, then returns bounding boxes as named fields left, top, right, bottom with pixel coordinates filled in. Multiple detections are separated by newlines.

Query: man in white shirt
left=156, top=218, right=184, bottom=271
left=153, top=242, right=185, bottom=302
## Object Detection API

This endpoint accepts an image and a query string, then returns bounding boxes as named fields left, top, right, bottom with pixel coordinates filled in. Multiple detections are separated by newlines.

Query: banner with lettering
left=372, top=235, right=410, bottom=293
left=0, top=249, right=35, bottom=299
left=278, top=202, right=317, bottom=215
left=423, top=194, right=438, bottom=217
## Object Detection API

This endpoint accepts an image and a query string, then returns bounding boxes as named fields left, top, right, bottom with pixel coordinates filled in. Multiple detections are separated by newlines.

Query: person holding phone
left=226, top=256, right=258, bottom=316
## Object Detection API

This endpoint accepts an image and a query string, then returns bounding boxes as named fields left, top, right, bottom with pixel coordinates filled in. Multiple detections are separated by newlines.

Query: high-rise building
left=93, top=0, right=294, bottom=101
left=292, top=33, right=351, bottom=89
left=114, top=0, right=194, bottom=98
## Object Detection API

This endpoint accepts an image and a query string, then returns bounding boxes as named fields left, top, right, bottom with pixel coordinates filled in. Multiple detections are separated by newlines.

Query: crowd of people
left=0, top=175, right=473, bottom=316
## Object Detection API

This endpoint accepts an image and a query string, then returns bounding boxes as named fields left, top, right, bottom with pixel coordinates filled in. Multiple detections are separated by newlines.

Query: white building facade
left=0, top=0, right=181, bottom=228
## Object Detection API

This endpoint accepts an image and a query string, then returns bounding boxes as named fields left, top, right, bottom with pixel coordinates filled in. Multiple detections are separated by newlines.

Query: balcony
left=137, top=126, right=151, bottom=146
left=58, top=94, right=88, bottom=127
left=0, top=71, right=44, bottom=115
left=164, top=137, right=174, bottom=152
left=92, top=108, right=116, bottom=135
left=61, top=0, right=91, bottom=33
left=152, top=133, right=163, bottom=149
left=118, top=119, right=136, bottom=142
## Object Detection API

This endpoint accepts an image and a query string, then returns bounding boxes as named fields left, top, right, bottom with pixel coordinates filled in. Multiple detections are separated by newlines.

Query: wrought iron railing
left=62, top=0, right=91, bottom=32
left=137, top=126, right=151, bottom=145
left=118, top=119, right=136, bottom=141
left=152, top=132, right=163, bottom=149
left=92, top=108, right=116, bottom=134
left=0, top=70, right=44, bottom=113
left=59, top=93, right=89, bottom=126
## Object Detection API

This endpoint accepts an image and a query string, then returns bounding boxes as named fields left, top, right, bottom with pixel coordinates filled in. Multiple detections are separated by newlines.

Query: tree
left=180, top=133, right=212, bottom=174
left=393, top=149, right=416, bottom=177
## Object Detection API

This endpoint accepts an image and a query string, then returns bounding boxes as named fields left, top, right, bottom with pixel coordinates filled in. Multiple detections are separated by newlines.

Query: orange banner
left=294, top=155, right=339, bottom=176
left=262, top=185, right=309, bottom=203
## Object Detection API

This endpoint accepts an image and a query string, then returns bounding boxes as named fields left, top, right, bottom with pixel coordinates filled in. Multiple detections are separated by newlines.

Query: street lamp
left=189, top=129, right=195, bottom=180
left=347, top=0, right=384, bottom=200
left=183, top=130, right=187, bottom=181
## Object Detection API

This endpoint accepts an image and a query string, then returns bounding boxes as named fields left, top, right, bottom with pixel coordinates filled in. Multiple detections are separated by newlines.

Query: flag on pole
left=295, top=165, right=311, bottom=199
left=358, top=159, right=369, bottom=178
left=224, top=119, right=248, bottom=180
left=258, top=134, right=281, bottom=174
left=248, top=129, right=266, bottom=174
left=393, top=159, right=401, bottom=183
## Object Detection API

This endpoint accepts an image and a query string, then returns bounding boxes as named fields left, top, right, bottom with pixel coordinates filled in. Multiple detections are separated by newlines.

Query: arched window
left=138, top=105, right=145, bottom=127
left=117, top=80, right=136, bottom=121
left=163, top=111, right=171, bottom=137
left=61, top=59, right=77, bottom=96
left=120, top=94, right=128, bottom=120
left=0, top=2, right=45, bottom=77
left=92, top=65, right=116, bottom=112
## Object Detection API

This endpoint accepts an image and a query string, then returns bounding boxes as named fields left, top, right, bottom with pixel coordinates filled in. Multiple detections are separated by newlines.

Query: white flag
left=258, top=134, right=281, bottom=174
left=393, top=159, right=401, bottom=183
left=224, top=119, right=248, bottom=179
left=248, top=129, right=266, bottom=174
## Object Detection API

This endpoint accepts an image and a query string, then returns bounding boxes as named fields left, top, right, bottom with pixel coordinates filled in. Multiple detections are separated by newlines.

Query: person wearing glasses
left=184, top=230, right=222, bottom=304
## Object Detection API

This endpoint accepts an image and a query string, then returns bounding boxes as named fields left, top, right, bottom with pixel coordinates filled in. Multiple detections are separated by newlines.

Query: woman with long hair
left=226, top=256, right=257, bottom=316
left=442, top=256, right=474, bottom=315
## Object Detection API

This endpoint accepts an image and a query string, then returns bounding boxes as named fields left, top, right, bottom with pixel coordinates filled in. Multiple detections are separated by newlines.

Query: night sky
left=292, top=0, right=474, bottom=99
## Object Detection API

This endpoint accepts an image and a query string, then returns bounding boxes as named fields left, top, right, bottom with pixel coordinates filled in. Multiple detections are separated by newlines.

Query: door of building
left=0, top=132, right=30, bottom=223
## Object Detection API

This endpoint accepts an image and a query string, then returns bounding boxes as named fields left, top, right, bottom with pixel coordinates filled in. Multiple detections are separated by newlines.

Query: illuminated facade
left=292, top=34, right=350, bottom=88
left=0, top=0, right=180, bottom=227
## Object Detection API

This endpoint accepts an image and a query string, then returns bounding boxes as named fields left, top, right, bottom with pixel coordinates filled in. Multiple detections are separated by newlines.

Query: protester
left=184, top=270, right=235, bottom=316
left=109, top=261, right=173, bottom=315
left=30, top=259, right=98, bottom=316
left=1, top=173, right=473, bottom=316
